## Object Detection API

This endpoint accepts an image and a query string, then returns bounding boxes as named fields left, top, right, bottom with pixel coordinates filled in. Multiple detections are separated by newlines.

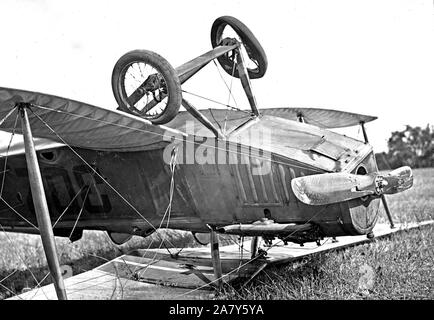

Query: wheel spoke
left=112, top=50, right=181, bottom=124
left=211, top=16, right=267, bottom=79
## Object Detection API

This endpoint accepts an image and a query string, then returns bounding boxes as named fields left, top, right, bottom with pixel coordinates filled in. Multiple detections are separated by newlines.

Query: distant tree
left=384, top=124, right=434, bottom=169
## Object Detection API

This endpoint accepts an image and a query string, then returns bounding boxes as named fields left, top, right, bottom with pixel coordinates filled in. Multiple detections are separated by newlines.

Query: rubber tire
left=211, top=16, right=268, bottom=79
left=112, top=50, right=182, bottom=125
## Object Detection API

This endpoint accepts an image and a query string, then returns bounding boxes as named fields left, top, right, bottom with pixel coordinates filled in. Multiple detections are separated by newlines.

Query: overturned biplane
left=0, top=16, right=412, bottom=299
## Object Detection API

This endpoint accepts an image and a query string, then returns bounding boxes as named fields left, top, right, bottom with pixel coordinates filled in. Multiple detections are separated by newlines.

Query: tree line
left=375, top=124, right=434, bottom=170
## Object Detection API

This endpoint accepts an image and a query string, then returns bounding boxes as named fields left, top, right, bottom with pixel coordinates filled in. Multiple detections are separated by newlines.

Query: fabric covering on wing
left=260, top=108, right=377, bottom=128
left=0, top=87, right=185, bottom=151
left=165, top=107, right=377, bottom=136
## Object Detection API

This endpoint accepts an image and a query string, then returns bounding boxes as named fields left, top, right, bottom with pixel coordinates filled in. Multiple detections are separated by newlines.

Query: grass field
left=218, top=168, right=434, bottom=300
left=0, top=168, right=433, bottom=300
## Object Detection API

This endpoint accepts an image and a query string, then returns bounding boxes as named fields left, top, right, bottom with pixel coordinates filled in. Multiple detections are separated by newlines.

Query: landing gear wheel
left=211, top=16, right=268, bottom=79
left=112, top=50, right=182, bottom=125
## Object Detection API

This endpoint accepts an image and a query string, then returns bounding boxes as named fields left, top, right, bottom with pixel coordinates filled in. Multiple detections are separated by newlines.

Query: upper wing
left=0, top=87, right=185, bottom=151
left=259, top=107, right=377, bottom=128
left=164, top=107, right=377, bottom=135
left=0, top=86, right=376, bottom=152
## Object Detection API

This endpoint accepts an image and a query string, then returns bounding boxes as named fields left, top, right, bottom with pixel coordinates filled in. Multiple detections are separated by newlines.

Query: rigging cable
left=26, top=104, right=323, bottom=173
left=174, top=205, right=330, bottom=298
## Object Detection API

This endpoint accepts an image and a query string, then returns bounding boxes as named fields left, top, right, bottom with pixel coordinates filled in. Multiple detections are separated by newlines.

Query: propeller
left=291, top=166, right=413, bottom=206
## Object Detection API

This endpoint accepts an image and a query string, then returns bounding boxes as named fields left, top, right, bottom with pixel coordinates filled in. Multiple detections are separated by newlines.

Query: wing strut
left=209, top=226, right=223, bottom=290
left=19, top=103, right=67, bottom=300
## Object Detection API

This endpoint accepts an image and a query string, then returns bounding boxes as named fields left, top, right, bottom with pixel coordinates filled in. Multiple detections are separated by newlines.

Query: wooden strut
left=131, top=42, right=260, bottom=139
left=176, top=45, right=238, bottom=84
left=209, top=228, right=223, bottom=290
left=236, top=49, right=259, bottom=116
left=360, top=121, right=395, bottom=229
left=19, top=104, right=67, bottom=300
left=181, top=99, right=224, bottom=138
left=250, top=236, right=259, bottom=259
left=360, top=121, right=369, bottom=144
left=178, top=43, right=261, bottom=135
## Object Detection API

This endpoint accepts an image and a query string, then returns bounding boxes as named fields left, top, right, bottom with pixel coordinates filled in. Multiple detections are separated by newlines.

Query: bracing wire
left=0, top=222, right=49, bottom=300
left=212, top=59, right=240, bottom=111
left=223, top=52, right=238, bottom=133
left=0, top=112, right=19, bottom=198
left=0, top=110, right=142, bottom=299
left=123, top=146, right=179, bottom=286
left=0, top=58, right=340, bottom=299
left=181, top=89, right=249, bottom=114
left=0, top=114, right=52, bottom=299
left=67, top=184, right=91, bottom=240
left=27, top=104, right=322, bottom=173
left=52, top=184, right=87, bottom=228
left=173, top=205, right=329, bottom=298
left=0, top=103, right=324, bottom=298
left=31, top=111, right=181, bottom=297
left=28, top=108, right=167, bottom=236
left=0, top=112, right=39, bottom=230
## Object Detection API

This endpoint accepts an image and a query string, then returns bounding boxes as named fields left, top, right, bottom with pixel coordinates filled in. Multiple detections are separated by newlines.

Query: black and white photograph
left=0, top=0, right=432, bottom=306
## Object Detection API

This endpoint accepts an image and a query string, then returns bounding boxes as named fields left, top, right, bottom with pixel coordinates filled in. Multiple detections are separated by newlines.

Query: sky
left=0, top=0, right=433, bottom=151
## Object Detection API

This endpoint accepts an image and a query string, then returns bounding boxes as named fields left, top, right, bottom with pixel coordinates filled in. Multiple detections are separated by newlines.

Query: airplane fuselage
left=0, top=135, right=381, bottom=243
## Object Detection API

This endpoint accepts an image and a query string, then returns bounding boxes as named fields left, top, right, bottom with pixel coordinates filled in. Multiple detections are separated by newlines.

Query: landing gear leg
left=210, top=228, right=223, bottom=290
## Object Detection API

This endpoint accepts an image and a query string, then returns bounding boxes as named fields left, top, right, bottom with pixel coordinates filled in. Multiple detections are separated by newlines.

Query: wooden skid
left=11, top=220, right=433, bottom=300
